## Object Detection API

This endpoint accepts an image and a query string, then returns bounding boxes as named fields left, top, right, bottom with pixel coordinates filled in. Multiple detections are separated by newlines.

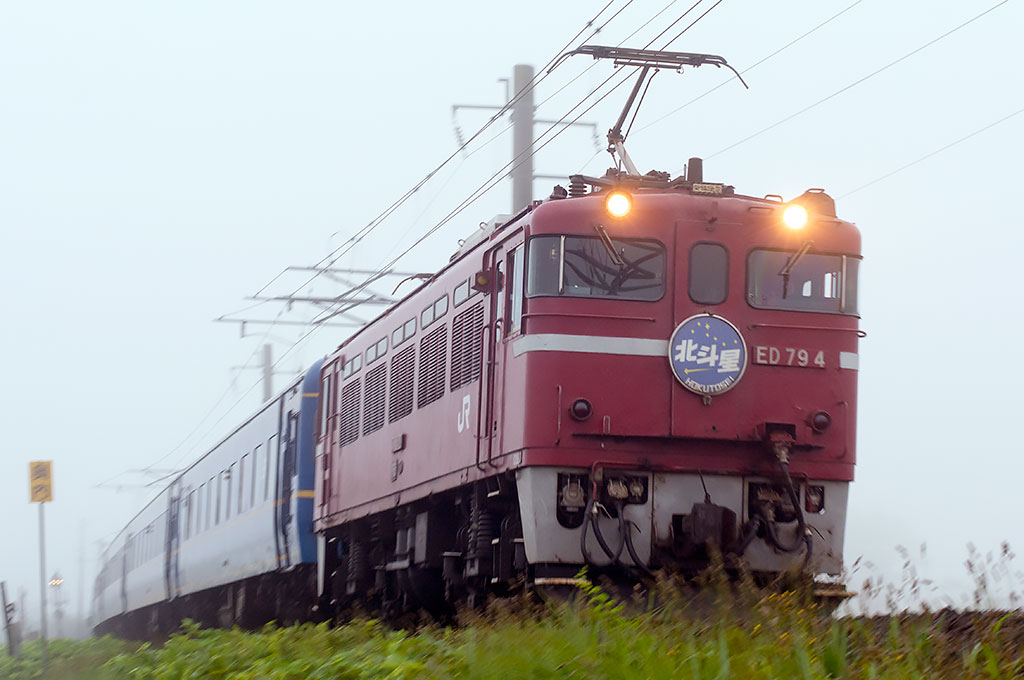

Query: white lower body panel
left=516, top=467, right=848, bottom=575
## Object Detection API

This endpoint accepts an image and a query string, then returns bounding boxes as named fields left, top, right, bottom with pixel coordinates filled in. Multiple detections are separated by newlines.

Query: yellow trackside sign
left=29, top=461, right=52, bottom=503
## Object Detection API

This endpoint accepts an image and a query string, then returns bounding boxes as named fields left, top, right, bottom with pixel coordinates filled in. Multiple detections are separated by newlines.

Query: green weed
left=2, top=583, right=1022, bottom=679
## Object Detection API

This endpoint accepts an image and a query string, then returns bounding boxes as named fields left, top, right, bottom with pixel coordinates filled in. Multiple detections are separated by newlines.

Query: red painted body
left=314, top=187, right=860, bottom=539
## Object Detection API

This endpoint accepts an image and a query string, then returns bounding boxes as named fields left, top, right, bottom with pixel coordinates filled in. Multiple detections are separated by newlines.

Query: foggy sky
left=2, top=0, right=1022, bottom=630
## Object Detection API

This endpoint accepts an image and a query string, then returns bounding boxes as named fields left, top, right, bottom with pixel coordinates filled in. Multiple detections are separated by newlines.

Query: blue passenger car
left=93, top=361, right=323, bottom=635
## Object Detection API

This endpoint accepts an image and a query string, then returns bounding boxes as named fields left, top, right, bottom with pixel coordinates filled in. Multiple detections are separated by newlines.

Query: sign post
left=29, top=461, right=51, bottom=668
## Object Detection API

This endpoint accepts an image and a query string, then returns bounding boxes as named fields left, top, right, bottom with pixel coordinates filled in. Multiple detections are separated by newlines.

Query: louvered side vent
left=363, top=364, right=387, bottom=435
left=388, top=345, right=416, bottom=423
left=339, top=379, right=361, bottom=446
left=417, top=325, right=448, bottom=408
left=451, top=302, right=485, bottom=391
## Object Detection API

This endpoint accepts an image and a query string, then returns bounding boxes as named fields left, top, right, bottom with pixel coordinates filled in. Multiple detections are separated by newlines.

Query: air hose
left=762, top=454, right=813, bottom=569
left=579, top=498, right=625, bottom=565
left=620, top=501, right=654, bottom=578
left=730, top=450, right=813, bottom=570
left=731, top=514, right=764, bottom=556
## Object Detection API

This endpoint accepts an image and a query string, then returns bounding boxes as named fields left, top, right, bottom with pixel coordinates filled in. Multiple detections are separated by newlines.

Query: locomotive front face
left=514, top=187, right=860, bottom=576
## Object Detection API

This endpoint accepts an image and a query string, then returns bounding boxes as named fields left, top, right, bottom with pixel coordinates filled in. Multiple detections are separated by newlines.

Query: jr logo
left=457, top=395, right=471, bottom=433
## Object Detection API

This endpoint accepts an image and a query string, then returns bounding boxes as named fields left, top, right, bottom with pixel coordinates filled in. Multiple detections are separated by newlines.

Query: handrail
left=523, top=311, right=657, bottom=322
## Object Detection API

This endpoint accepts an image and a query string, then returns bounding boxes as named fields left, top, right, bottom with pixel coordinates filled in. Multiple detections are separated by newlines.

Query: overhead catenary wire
left=463, top=0, right=690, bottom=163
left=327, top=0, right=731, bottom=301
left=289, top=0, right=689, bottom=302
left=303, top=70, right=644, bottom=327
left=658, top=0, right=724, bottom=47
left=129, top=306, right=289, bottom=477
left=146, top=0, right=732, bottom=478
left=255, top=0, right=628, bottom=304
left=635, top=0, right=868, bottom=135
left=705, top=0, right=1011, bottom=160
left=301, top=1, right=727, bottom=327
left=644, top=0, right=708, bottom=48
left=839, top=104, right=1024, bottom=199
left=161, top=319, right=322, bottom=473
left=279, top=0, right=708, bottom=307
left=127, top=2, right=638, bottom=479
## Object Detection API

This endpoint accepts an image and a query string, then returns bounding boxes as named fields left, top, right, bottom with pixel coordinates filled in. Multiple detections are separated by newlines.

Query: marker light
left=570, top=398, right=593, bottom=421
left=604, top=191, right=632, bottom=218
left=782, top=204, right=808, bottom=230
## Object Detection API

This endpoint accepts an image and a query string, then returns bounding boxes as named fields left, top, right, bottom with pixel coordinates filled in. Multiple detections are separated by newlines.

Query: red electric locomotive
left=313, top=47, right=861, bottom=613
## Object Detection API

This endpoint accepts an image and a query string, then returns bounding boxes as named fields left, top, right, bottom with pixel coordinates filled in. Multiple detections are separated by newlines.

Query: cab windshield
left=747, top=249, right=859, bottom=315
left=526, top=235, right=665, bottom=301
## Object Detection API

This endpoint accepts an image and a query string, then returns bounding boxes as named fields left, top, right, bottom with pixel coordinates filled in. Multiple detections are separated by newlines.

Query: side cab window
left=508, top=244, right=525, bottom=336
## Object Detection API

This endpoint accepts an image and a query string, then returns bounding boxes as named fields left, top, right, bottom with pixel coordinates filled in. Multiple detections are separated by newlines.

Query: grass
left=2, top=576, right=1022, bottom=679
left=0, top=637, right=134, bottom=680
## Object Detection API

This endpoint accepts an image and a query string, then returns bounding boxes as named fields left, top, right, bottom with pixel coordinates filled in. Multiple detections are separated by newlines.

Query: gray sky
left=2, top=0, right=1022, bottom=626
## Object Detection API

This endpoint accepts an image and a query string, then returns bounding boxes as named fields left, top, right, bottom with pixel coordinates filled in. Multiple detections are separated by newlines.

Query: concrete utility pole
left=511, top=64, right=535, bottom=214
left=262, top=344, right=273, bottom=403
left=453, top=64, right=600, bottom=214
left=230, top=343, right=297, bottom=404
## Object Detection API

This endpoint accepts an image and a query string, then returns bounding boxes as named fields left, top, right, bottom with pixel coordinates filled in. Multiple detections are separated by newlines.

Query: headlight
left=604, top=190, right=632, bottom=218
left=782, top=204, right=808, bottom=230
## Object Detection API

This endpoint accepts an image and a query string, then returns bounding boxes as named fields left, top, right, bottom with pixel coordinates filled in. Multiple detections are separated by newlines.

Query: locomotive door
left=483, top=240, right=524, bottom=464
left=670, top=221, right=745, bottom=438
left=480, top=245, right=508, bottom=464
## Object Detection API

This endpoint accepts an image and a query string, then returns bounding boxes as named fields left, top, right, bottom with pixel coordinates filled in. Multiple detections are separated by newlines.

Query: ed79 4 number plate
left=753, top=345, right=826, bottom=369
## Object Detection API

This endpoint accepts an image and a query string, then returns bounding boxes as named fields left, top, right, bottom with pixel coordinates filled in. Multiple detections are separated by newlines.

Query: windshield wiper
left=593, top=224, right=625, bottom=269
left=779, top=240, right=814, bottom=299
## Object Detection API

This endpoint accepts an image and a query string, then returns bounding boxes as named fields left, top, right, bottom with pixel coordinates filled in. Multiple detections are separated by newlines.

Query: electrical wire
left=573, top=0, right=725, bottom=173
left=307, top=0, right=709, bottom=292
left=130, top=306, right=288, bottom=476
left=644, top=0, right=705, bottom=47
left=236, top=2, right=641, bottom=351
left=635, top=0, right=868, bottom=134
left=256, top=0, right=626, bottom=303
left=313, top=0, right=730, bottom=324
left=163, top=316, right=325, bottom=473
left=706, top=0, right=1011, bottom=160
left=455, top=0, right=686, bottom=165
left=310, top=0, right=673, bottom=282
left=537, top=0, right=698, bottom=110
left=838, top=104, right=1024, bottom=199
left=127, top=3, right=634, bottom=478
left=658, top=0, right=724, bottom=48
left=144, top=0, right=730, bottom=479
